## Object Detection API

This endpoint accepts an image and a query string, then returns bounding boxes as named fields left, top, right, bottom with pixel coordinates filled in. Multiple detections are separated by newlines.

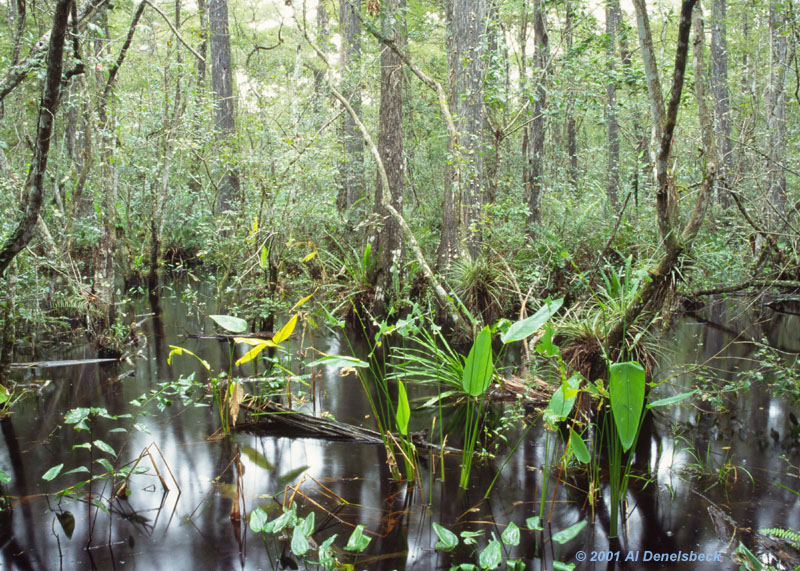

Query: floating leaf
left=569, top=428, right=591, bottom=464
left=552, top=520, right=587, bottom=544
left=478, top=535, right=502, bottom=569
left=461, top=326, right=493, bottom=396
left=395, top=382, right=410, bottom=436
left=307, top=355, right=369, bottom=369
left=432, top=522, right=458, bottom=551
left=93, top=440, right=117, bottom=456
left=241, top=446, right=275, bottom=471
left=272, top=314, right=298, bottom=344
left=647, top=389, right=697, bottom=409
left=501, top=521, right=520, bottom=546
left=609, top=361, right=646, bottom=452
left=344, top=524, right=371, bottom=552
left=500, top=298, right=564, bottom=343
left=42, top=464, right=64, bottom=482
left=56, top=511, right=75, bottom=539
left=209, top=314, right=248, bottom=333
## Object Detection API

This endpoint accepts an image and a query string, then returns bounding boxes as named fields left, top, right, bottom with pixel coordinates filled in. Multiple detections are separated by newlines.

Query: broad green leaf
left=307, top=355, right=369, bottom=369
left=95, top=458, right=114, bottom=474
left=432, top=522, right=458, bottom=551
left=461, top=326, right=493, bottom=396
left=451, top=565, right=478, bottom=571
left=507, top=560, right=525, bottom=571
left=42, top=464, right=64, bottom=482
left=272, top=314, right=298, bottom=344
left=569, top=428, right=591, bottom=464
left=271, top=506, right=297, bottom=533
left=249, top=507, right=269, bottom=532
left=0, top=469, right=10, bottom=484
left=534, top=323, right=559, bottom=358
left=553, top=562, right=576, bottom=571
left=552, top=520, right=587, bottom=544
left=544, top=376, right=580, bottom=425
left=609, top=361, right=646, bottom=451
left=0, top=384, right=9, bottom=404
left=735, top=542, right=763, bottom=570
left=62, top=466, right=90, bottom=476
left=93, top=440, right=116, bottom=456
left=460, top=530, right=484, bottom=545
left=64, top=408, right=91, bottom=426
left=167, top=345, right=211, bottom=371
left=298, top=511, right=315, bottom=536
left=525, top=516, right=543, bottom=530
left=241, top=446, right=275, bottom=471
left=259, top=245, right=268, bottom=269
left=501, top=521, right=520, bottom=546
left=344, top=524, right=371, bottom=552
left=647, top=389, right=697, bottom=409
left=500, top=298, right=564, bottom=343
left=478, top=535, right=502, bottom=569
left=209, top=314, right=248, bottom=333
left=291, top=528, right=310, bottom=556
left=319, top=534, right=338, bottom=568
left=395, top=382, right=410, bottom=436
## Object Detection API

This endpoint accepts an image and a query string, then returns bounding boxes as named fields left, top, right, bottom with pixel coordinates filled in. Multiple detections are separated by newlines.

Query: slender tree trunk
left=209, top=0, right=240, bottom=214
left=766, top=0, right=787, bottom=226
left=0, top=0, right=72, bottom=276
left=371, top=0, right=405, bottom=316
left=605, top=0, right=620, bottom=211
left=338, top=0, right=364, bottom=215
left=196, top=0, right=208, bottom=86
left=710, top=0, right=731, bottom=205
left=526, top=0, right=547, bottom=230
left=566, top=0, right=578, bottom=190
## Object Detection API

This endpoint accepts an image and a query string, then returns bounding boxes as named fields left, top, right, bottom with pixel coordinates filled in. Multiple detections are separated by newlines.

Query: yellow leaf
left=272, top=314, right=298, bottom=344
left=290, top=291, right=315, bottom=311
left=234, top=337, right=278, bottom=347
left=252, top=217, right=258, bottom=233
left=167, top=345, right=210, bottom=371
left=235, top=341, right=273, bottom=366
left=301, top=251, right=317, bottom=262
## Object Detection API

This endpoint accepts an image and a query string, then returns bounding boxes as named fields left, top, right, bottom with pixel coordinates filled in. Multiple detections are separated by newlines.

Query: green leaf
left=553, top=562, right=576, bottom=571
left=647, top=389, right=697, bottom=409
left=461, top=326, right=493, bottom=396
left=95, top=458, right=114, bottom=474
left=42, top=464, right=64, bottom=482
left=249, top=507, right=269, bottom=532
left=344, top=524, right=371, bottom=552
left=506, top=560, right=525, bottom=571
left=93, top=440, right=117, bottom=456
left=241, top=446, right=275, bottom=471
left=544, top=375, right=581, bottom=425
left=0, top=384, right=10, bottom=404
left=478, top=535, right=502, bottom=569
left=56, top=511, right=75, bottom=539
left=609, top=361, right=646, bottom=451
left=291, top=528, right=310, bottom=556
left=319, top=534, right=338, bottom=568
left=395, top=381, right=410, bottom=436
left=460, top=530, right=484, bottom=545
left=432, top=522, right=458, bottom=551
left=64, top=408, right=91, bottom=426
left=209, top=314, right=248, bottom=333
left=734, top=542, right=763, bottom=570
left=63, top=466, right=90, bottom=476
left=569, top=428, right=591, bottom=464
left=525, top=516, right=543, bottom=531
left=552, top=520, right=587, bottom=544
left=298, top=511, right=315, bottom=536
left=271, top=505, right=297, bottom=533
left=501, top=521, right=520, bottom=546
left=0, top=469, right=11, bottom=484
left=534, top=323, right=559, bottom=357
left=167, top=345, right=211, bottom=371
left=307, top=355, right=369, bottom=369
left=500, top=298, right=564, bottom=343
left=259, top=245, right=268, bottom=270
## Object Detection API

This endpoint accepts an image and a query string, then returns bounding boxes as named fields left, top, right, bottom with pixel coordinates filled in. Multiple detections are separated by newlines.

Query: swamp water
left=1, top=290, right=799, bottom=570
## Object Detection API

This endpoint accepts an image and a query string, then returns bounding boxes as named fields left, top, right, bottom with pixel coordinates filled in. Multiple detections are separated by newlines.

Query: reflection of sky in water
left=1, top=293, right=798, bottom=569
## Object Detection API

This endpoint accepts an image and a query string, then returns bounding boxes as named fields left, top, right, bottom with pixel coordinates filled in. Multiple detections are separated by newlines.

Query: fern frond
left=760, top=527, right=800, bottom=546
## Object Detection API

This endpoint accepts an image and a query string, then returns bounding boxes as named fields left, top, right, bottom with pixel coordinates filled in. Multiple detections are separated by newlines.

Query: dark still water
left=1, top=290, right=798, bottom=570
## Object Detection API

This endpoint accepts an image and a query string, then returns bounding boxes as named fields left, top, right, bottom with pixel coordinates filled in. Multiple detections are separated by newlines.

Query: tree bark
left=209, top=0, right=240, bottom=214
left=710, top=0, right=731, bottom=206
left=566, top=0, right=578, bottom=190
left=526, top=0, right=548, bottom=230
left=766, top=0, right=788, bottom=226
left=371, top=0, right=405, bottom=316
left=605, top=0, right=620, bottom=211
left=338, top=0, right=364, bottom=214
left=0, top=0, right=72, bottom=276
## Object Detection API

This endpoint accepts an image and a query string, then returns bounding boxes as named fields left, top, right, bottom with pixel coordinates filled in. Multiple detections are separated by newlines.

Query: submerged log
left=238, top=400, right=452, bottom=451
left=10, top=358, right=119, bottom=369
